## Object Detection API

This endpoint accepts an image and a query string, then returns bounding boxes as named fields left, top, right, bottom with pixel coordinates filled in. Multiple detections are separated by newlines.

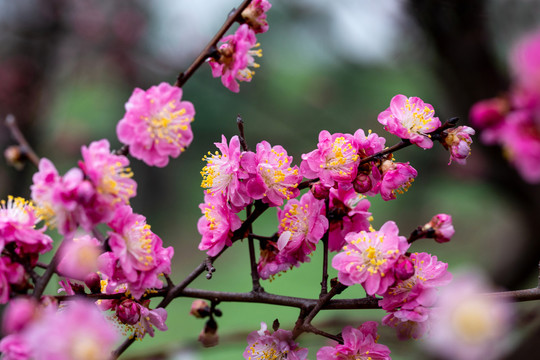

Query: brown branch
left=4, top=114, right=40, bottom=168
left=292, top=282, right=348, bottom=340
left=484, top=287, right=540, bottom=302
left=174, top=0, right=254, bottom=88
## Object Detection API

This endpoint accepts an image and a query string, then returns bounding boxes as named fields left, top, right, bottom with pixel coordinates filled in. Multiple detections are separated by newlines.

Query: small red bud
left=395, top=255, right=415, bottom=281
left=310, top=182, right=330, bottom=200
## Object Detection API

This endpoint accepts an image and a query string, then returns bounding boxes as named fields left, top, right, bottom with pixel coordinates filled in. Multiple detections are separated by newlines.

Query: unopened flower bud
left=394, top=255, right=415, bottom=281
left=198, top=318, right=219, bottom=348
left=116, top=299, right=141, bottom=325
left=424, top=214, right=455, bottom=243
left=190, top=299, right=211, bottom=318
left=443, top=126, right=475, bottom=165
left=353, top=173, right=372, bottom=193
left=4, top=146, right=24, bottom=170
left=310, top=182, right=330, bottom=200
left=84, top=272, right=102, bottom=294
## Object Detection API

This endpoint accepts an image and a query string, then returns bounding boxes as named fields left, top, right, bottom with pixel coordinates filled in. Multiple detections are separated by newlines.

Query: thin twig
left=237, top=115, right=249, bottom=151
left=33, top=239, right=68, bottom=299
left=174, top=0, right=254, bottom=88
left=303, top=323, right=343, bottom=344
left=4, top=114, right=40, bottom=168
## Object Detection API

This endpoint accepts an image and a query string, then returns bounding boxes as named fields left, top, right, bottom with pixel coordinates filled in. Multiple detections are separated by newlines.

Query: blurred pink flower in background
left=425, top=270, right=514, bottom=360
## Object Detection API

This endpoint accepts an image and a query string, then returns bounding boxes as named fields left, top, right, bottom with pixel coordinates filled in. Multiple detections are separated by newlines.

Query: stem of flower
left=174, top=0, right=255, bottom=88
left=4, top=114, right=40, bottom=168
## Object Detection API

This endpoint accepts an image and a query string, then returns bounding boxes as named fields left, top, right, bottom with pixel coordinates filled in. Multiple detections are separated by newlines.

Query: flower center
left=144, top=103, right=191, bottom=146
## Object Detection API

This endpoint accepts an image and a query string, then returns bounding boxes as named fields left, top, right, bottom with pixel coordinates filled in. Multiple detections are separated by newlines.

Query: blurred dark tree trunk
left=407, top=0, right=540, bottom=290
left=0, top=0, right=67, bottom=197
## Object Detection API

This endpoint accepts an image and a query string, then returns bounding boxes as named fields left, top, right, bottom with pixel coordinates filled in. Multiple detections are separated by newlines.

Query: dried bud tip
left=198, top=318, right=219, bottom=348
left=310, top=182, right=330, bottom=200
left=395, top=255, right=415, bottom=281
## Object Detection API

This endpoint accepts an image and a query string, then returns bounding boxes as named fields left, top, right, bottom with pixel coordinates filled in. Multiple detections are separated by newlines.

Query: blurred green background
left=1, top=0, right=540, bottom=359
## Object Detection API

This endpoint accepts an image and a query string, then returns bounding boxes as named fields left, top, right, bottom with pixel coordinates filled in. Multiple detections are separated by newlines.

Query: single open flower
left=117, top=82, right=195, bottom=167
left=378, top=94, right=441, bottom=149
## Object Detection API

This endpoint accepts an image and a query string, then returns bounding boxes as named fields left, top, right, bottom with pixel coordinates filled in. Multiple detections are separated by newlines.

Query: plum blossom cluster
left=470, top=28, right=540, bottom=183
left=0, top=196, right=52, bottom=303
left=0, top=299, right=119, bottom=360
left=31, top=139, right=137, bottom=235
left=0, top=0, right=492, bottom=357
left=0, top=136, right=174, bottom=343
left=197, top=94, right=471, bottom=285
left=208, top=0, right=271, bottom=92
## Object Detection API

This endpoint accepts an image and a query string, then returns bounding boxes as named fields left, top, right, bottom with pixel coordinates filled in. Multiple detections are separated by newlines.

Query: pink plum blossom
left=257, top=192, right=327, bottom=280
left=316, top=322, right=391, bottom=360
left=498, top=110, right=540, bottom=183
left=243, top=322, right=308, bottom=360
left=354, top=128, right=386, bottom=157
left=371, top=160, right=418, bottom=201
left=117, top=82, right=195, bottom=167
left=256, top=240, right=301, bottom=280
left=425, top=270, right=514, bottom=360
left=379, top=252, right=452, bottom=311
left=443, top=126, right=476, bottom=165
left=241, top=141, right=301, bottom=207
left=30, top=159, right=91, bottom=235
left=510, top=29, right=540, bottom=93
left=327, top=185, right=372, bottom=252
left=79, top=139, right=137, bottom=219
left=378, top=94, right=441, bottom=149
left=469, top=97, right=508, bottom=130
left=201, top=135, right=251, bottom=212
left=57, top=235, right=102, bottom=281
left=22, top=300, right=119, bottom=360
left=2, top=297, right=39, bottom=335
left=99, top=205, right=174, bottom=299
left=0, top=257, right=25, bottom=304
left=0, top=334, right=31, bottom=360
left=300, top=131, right=360, bottom=188
left=0, top=196, right=52, bottom=255
left=276, top=192, right=328, bottom=262
left=332, top=221, right=409, bottom=296
left=382, top=306, right=432, bottom=340
left=208, top=24, right=261, bottom=93
left=197, top=193, right=242, bottom=256
left=241, top=0, right=272, bottom=33
left=98, top=295, right=168, bottom=339
left=424, top=214, right=455, bottom=243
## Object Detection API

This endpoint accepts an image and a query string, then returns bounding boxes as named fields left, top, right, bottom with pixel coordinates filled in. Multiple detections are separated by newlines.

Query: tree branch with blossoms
left=1, top=1, right=539, bottom=360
